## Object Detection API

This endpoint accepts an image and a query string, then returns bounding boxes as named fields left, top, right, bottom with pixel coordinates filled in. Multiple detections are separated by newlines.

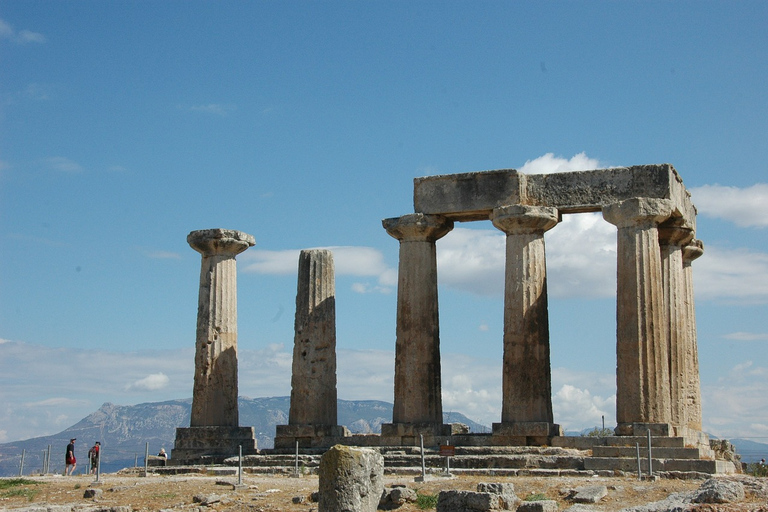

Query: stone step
left=584, top=457, right=736, bottom=474
left=592, top=446, right=706, bottom=459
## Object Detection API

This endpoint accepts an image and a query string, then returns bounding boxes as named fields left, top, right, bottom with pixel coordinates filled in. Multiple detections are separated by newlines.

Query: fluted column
left=188, top=228, right=255, bottom=427
left=603, top=198, right=673, bottom=435
left=383, top=213, right=453, bottom=425
left=289, top=249, right=338, bottom=426
left=683, top=239, right=704, bottom=431
left=658, top=224, right=694, bottom=431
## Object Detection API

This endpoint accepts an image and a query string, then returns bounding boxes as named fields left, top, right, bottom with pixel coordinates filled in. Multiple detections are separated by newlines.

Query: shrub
left=746, top=462, right=768, bottom=477
left=524, top=492, right=547, bottom=501
left=415, top=492, right=438, bottom=509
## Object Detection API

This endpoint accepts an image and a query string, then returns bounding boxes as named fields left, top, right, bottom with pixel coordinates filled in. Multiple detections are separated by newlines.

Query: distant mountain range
left=0, top=397, right=489, bottom=477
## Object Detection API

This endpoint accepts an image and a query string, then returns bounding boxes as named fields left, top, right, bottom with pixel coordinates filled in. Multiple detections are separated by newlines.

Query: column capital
left=658, top=225, right=694, bottom=247
left=683, top=239, right=705, bottom=263
left=602, top=198, right=674, bottom=229
left=187, top=229, right=255, bottom=256
left=491, top=205, right=558, bottom=235
left=382, top=213, right=453, bottom=242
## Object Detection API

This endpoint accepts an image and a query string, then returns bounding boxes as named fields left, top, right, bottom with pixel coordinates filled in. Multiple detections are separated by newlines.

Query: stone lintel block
left=615, top=422, right=671, bottom=437
left=492, top=422, right=563, bottom=437
left=414, top=169, right=523, bottom=221
left=414, top=165, right=692, bottom=224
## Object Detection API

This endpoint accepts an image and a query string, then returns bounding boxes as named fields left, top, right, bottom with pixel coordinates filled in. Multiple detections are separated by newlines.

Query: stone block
left=318, top=445, right=384, bottom=512
left=437, top=490, right=505, bottom=511
left=492, top=422, right=562, bottom=437
left=570, top=485, right=608, bottom=503
left=171, top=426, right=257, bottom=464
left=692, top=478, right=745, bottom=504
left=517, top=500, right=558, bottom=512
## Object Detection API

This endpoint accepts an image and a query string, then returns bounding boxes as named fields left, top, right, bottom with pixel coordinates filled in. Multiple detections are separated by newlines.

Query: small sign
left=439, top=445, right=455, bottom=457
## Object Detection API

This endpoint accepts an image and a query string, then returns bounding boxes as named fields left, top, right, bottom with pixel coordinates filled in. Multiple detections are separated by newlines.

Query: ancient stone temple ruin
left=380, top=164, right=704, bottom=446
left=172, top=228, right=259, bottom=463
left=172, top=164, right=734, bottom=474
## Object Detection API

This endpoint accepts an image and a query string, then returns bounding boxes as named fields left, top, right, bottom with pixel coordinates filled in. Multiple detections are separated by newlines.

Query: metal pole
left=42, top=450, right=46, bottom=475
left=144, top=442, right=149, bottom=477
left=238, top=445, right=243, bottom=486
left=647, top=430, right=653, bottom=477
left=419, top=434, right=426, bottom=480
left=96, top=446, right=101, bottom=482
left=602, top=415, right=605, bottom=434
left=19, top=449, right=25, bottom=477
left=635, top=442, right=642, bottom=480
left=295, top=440, right=299, bottom=477
left=48, top=445, right=52, bottom=474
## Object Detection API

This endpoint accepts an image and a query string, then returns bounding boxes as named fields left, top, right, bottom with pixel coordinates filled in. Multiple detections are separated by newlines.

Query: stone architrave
left=188, top=228, right=255, bottom=427
left=490, top=205, right=561, bottom=441
left=289, top=249, right=338, bottom=426
left=382, top=213, right=453, bottom=428
left=658, top=223, right=694, bottom=432
left=683, top=239, right=704, bottom=431
left=603, top=199, right=673, bottom=435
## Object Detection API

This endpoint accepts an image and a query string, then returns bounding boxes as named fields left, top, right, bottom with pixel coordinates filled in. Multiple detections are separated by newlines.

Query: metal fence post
left=19, top=449, right=25, bottom=477
left=144, top=442, right=149, bottom=477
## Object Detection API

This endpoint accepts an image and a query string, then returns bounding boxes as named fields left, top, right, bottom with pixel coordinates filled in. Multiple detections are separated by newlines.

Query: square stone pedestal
left=273, top=424, right=351, bottom=450
left=171, top=426, right=258, bottom=464
left=491, top=422, right=563, bottom=446
left=380, top=423, right=454, bottom=447
left=615, top=422, right=672, bottom=437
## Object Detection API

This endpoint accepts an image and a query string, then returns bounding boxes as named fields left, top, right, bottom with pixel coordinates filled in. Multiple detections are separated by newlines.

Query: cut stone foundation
left=171, top=426, right=258, bottom=464
left=273, top=424, right=351, bottom=450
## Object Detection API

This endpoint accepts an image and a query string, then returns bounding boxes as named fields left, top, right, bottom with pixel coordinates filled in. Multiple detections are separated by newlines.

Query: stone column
left=658, top=223, right=694, bottom=432
left=274, top=250, right=350, bottom=449
left=683, top=239, right=704, bottom=431
left=603, top=198, right=673, bottom=436
left=290, top=249, right=338, bottom=425
left=172, top=228, right=258, bottom=464
left=380, top=213, right=453, bottom=445
left=490, top=205, right=562, bottom=444
left=188, top=228, right=254, bottom=427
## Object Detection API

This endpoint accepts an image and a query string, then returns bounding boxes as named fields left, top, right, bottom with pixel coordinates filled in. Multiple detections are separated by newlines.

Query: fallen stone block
left=193, top=493, right=222, bottom=506
left=83, top=488, right=103, bottom=499
left=570, top=485, right=608, bottom=503
left=318, top=444, right=384, bottom=512
left=437, top=490, right=507, bottom=511
left=518, top=500, right=559, bottom=512
left=692, top=478, right=745, bottom=504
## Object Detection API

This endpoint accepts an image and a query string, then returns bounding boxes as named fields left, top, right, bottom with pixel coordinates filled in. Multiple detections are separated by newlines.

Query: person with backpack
left=88, top=442, right=100, bottom=474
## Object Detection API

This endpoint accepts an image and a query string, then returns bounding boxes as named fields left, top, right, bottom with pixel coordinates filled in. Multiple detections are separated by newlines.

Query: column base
left=615, top=422, right=672, bottom=437
left=380, top=423, right=454, bottom=447
left=491, top=422, right=563, bottom=446
left=171, top=426, right=258, bottom=465
left=273, top=424, right=351, bottom=449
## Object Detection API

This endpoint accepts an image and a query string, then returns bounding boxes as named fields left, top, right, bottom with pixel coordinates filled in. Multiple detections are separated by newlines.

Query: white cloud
left=693, top=246, right=768, bottom=303
left=241, top=246, right=397, bottom=293
left=125, top=373, right=170, bottom=392
left=436, top=214, right=617, bottom=298
left=0, top=18, right=45, bottom=44
left=723, top=332, right=768, bottom=342
left=45, top=156, right=83, bottom=173
left=518, top=152, right=601, bottom=174
left=704, top=361, right=768, bottom=439
left=691, top=184, right=768, bottom=228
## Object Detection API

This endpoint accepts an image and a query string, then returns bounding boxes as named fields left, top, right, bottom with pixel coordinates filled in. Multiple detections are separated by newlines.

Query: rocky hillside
left=0, top=397, right=488, bottom=477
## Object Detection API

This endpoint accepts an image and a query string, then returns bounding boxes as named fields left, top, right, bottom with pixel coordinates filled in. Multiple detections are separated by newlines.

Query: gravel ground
left=2, top=471, right=745, bottom=511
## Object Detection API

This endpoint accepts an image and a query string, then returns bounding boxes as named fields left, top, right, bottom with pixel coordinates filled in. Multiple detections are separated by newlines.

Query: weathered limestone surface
left=658, top=224, right=694, bottom=431
left=683, top=240, right=704, bottom=431
left=383, top=213, right=453, bottom=426
left=491, top=205, right=558, bottom=427
left=187, top=228, right=254, bottom=428
left=289, top=249, right=338, bottom=426
left=603, top=199, right=673, bottom=434
left=318, top=445, right=384, bottom=512
left=415, top=165, right=694, bottom=228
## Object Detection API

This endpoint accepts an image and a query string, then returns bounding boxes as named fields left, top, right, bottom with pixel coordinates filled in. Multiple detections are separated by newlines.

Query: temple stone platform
left=170, top=426, right=258, bottom=465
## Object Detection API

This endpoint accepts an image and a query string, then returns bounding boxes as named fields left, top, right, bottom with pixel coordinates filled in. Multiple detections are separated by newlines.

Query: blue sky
left=1, top=2, right=767, bottom=446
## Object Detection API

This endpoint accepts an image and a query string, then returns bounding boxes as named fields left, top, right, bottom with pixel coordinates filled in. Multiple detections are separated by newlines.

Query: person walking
left=64, top=439, right=76, bottom=476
